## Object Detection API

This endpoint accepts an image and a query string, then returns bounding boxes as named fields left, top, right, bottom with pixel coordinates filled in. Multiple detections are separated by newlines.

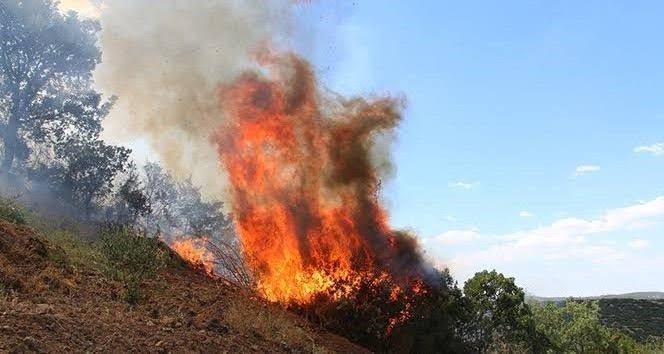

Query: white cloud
left=629, top=239, right=650, bottom=250
left=573, top=165, right=601, bottom=177
left=634, top=143, right=664, bottom=156
left=436, top=229, right=481, bottom=245
left=433, top=197, right=664, bottom=292
left=519, top=211, right=534, bottom=218
left=448, top=181, right=478, bottom=190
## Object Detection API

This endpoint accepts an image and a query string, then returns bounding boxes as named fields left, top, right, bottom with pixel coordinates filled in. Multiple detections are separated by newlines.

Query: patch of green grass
left=46, top=230, right=104, bottom=273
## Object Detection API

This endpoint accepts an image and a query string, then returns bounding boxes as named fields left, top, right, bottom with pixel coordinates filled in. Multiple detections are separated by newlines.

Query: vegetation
left=598, top=298, right=664, bottom=341
left=46, top=229, right=103, bottom=271
left=531, top=300, right=637, bottom=353
left=99, top=226, right=165, bottom=304
left=362, top=268, right=664, bottom=353
left=461, top=270, right=548, bottom=352
left=0, top=196, right=27, bottom=224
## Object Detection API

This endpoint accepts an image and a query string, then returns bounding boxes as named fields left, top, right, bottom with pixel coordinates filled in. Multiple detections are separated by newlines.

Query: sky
left=61, top=1, right=664, bottom=297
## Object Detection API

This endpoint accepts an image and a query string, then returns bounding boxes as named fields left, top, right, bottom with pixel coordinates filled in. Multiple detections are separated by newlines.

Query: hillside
left=529, top=294, right=664, bottom=342
left=0, top=220, right=369, bottom=353
left=599, top=298, right=664, bottom=341
left=599, top=292, right=664, bottom=300
left=528, top=292, right=664, bottom=302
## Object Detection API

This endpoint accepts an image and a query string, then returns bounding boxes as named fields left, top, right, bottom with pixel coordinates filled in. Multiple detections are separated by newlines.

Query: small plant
left=0, top=197, right=27, bottom=225
left=99, top=225, right=165, bottom=304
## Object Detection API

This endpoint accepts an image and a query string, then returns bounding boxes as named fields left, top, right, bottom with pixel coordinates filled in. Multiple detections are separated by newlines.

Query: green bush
left=0, top=197, right=27, bottom=224
left=99, top=225, right=165, bottom=304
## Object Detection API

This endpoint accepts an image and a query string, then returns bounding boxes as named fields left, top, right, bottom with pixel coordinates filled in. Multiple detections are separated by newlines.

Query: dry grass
left=223, top=296, right=327, bottom=353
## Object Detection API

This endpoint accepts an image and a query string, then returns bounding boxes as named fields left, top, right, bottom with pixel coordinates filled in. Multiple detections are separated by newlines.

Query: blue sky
left=296, top=1, right=664, bottom=296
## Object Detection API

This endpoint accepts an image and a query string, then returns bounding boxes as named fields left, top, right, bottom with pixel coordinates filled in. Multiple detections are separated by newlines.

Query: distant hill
left=598, top=292, right=664, bottom=300
left=528, top=293, right=664, bottom=341
left=599, top=298, right=664, bottom=341
left=528, top=291, right=664, bottom=303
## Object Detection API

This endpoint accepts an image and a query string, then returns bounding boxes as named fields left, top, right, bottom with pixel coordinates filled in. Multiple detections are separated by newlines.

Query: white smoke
left=95, top=0, right=294, bottom=198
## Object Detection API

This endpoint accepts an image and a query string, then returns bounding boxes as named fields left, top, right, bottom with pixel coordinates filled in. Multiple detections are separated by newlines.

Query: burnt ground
left=0, top=220, right=370, bottom=353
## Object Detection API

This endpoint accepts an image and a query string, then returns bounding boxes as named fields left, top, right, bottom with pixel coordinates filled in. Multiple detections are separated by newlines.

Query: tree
left=388, top=268, right=471, bottom=353
left=462, top=270, right=549, bottom=352
left=142, top=162, right=231, bottom=237
left=53, top=138, right=129, bottom=213
left=531, top=300, right=638, bottom=353
left=106, top=163, right=151, bottom=224
left=0, top=0, right=103, bottom=175
left=34, top=93, right=131, bottom=213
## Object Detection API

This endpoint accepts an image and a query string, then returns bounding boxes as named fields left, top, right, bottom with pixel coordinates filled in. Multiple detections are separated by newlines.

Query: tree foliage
left=462, top=270, right=549, bottom=352
left=0, top=0, right=130, bottom=216
left=105, top=164, right=151, bottom=224
left=532, top=300, right=640, bottom=353
left=0, top=0, right=104, bottom=172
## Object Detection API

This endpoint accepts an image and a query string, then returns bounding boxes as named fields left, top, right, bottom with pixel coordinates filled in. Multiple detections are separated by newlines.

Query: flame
left=171, top=238, right=215, bottom=275
left=214, top=52, right=428, bottom=312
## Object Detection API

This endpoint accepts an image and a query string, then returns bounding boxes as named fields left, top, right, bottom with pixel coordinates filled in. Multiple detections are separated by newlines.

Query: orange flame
left=214, top=52, right=428, bottom=310
left=171, top=238, right=215, bottom=275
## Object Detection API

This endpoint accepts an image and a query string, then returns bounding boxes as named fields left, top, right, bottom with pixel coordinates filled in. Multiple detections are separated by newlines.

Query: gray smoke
left=95, top=0, right=294, bottom=198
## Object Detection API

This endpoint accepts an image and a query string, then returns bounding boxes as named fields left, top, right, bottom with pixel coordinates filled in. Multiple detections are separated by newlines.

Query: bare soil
left=0, top=221, right=370, bottom=353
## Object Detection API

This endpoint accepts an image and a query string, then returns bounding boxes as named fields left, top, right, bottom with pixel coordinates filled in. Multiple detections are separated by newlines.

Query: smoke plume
left=96, top=1, right=433, bottom=307
left=95, top=0, right=294, bottom=197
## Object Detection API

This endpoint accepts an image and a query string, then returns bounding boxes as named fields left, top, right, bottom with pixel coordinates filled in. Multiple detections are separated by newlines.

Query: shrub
left=300, top=270, right=468, bottom=353
left=635, top=336, right=664, bottom=353
left=0, top=197, right=27, bottom=225
left=99, top=225, right=165, bottom=304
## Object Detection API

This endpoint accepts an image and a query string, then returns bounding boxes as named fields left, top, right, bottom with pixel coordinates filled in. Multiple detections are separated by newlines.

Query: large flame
left=214, top=53, right=427, bottom=306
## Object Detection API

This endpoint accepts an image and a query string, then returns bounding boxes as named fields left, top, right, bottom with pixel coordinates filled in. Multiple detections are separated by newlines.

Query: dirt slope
left=0, top=220, right=369, bottom=353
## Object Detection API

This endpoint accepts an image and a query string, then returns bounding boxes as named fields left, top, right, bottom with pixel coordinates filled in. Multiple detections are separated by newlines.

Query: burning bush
left=210, top=52, right=467, bottom=351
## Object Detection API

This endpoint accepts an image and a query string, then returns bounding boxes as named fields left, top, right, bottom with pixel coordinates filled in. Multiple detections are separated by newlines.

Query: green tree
left=105, top=163, right=151, bottom=224
left=0, top=0, right=105, bottom=174
left=388, top=268, right=471, bottom=353
left=48, top=134, right=129, bottom=213
left=462, top=270, right=548, bottom=352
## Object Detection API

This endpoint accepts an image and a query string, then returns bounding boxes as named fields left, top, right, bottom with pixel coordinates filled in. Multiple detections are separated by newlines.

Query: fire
left=214, top=50, right=431, bottom=337
left=171, top=238, right=215, bottom=275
